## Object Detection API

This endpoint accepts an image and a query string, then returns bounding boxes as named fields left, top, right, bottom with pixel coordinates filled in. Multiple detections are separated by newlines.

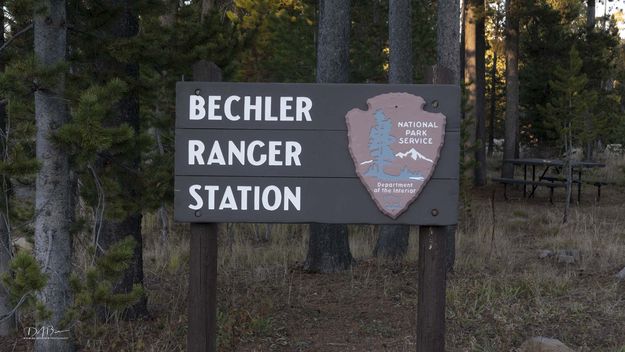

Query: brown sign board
left=175, top=82, right=460, bottom=225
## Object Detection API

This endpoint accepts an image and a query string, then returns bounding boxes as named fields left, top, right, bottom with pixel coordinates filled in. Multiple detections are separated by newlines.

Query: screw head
left=432, top=100, right=439, bottom=108
left=195, top=89, right=201, bottom=95
left=194, top=210, right=201, bottom=217
left=431, top=209, right=439, bottom=216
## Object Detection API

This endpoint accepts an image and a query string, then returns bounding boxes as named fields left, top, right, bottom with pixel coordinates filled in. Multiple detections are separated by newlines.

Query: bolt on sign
left=174, top=83, right=460, bottom=225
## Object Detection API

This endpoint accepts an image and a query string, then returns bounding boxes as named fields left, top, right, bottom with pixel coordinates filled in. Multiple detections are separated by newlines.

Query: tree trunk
left=388, top=0, right=412, bottom=83
left=0, top=213, right=11, bottom=336
left=488, top=49, right=497, bottom=157
left=587, top=0, right=595, bottom=29
left=0, top=0, right=15, bottom=336
left=464, top=0, right=477, bottom=182
left=563, top=124, right=573, bottom=223
left=304, top=0, right=353, bottom=273
left=374, top=0, right=412, bottom=260
left=474, top=0, right=487, bottom=186
left=502, top=0, right=519, bottom=178
left=460, top=0, right=466, bottom=87
left=159, top=0, right=176, bottom=27
left=584, top=0, right=595, bottom=160
left=437, top=0, right=461, bottom=84
left=374, top=225, right=409, bottom=259
left=465, top=0, right=487, bottom=186
left=97, top=0, right=148, bottom=320
left=201, top=0, right=215, bottom=23
left=315, top=0, right=350, bottom=83
left=34, top=1, right=73, bottom=351
left=435, top=0, right=460, bottom=272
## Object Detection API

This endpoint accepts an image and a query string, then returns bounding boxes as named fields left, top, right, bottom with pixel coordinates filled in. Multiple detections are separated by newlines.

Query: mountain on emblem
left=396, top=148, right=434, bottom=163
left=345, top=93, right=446, bottom=219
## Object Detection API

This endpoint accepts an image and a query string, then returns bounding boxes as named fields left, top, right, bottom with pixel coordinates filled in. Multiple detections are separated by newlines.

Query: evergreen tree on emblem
left=366, top=110, right=396, bottom=177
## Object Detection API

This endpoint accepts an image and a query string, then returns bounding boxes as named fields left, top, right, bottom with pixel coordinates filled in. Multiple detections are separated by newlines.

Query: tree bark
left=464, top=0, right=478, bottom=181
left=374, top=0, right=412, bottom=260
left=488, top=50, right=497, bottom=157
left=587, top=0, right=595, bottom=29
left=374, top=225, right=409, bottom=259
left=201, top=0, right=215, bottom=23
left=0, top=214, right=11, bottom=336
left=435, top=0, right=460, bottom=272
left=437, top=0, right=461, bottom=84
left=315, top=0, right=350, bottom=84
left=465, top=0, right=486, bottom=186
left=502, top=0, right=519, bottom=178
left=34, top=1, right=73, bottom=351
left=388, top=0, right=412, bottom=83
left=305, top=0, right=353, bottom=273
left=97, top=0, right=148, bottom=320
left=585, top=0, right=595, bottom=160
left=474, top=0, right=487, bottom=186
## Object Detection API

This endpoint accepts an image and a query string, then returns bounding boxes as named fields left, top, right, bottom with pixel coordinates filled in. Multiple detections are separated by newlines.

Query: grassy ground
left=3, top=157, right=625, bottom=351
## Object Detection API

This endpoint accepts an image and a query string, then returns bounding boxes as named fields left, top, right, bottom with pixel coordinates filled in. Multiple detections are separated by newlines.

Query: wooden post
left=416, top=226, right=447, bottom=351
left=188, top=60, right=222, bottom=352
left=418, top=64, right=456, bottom=352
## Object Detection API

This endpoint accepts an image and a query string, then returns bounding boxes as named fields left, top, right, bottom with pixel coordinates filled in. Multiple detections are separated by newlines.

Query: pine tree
left=368, top=111, right=396, bottom=177
left=540, top=46, right=596, bottom=222
left=33, top=0, right=73, bottom=351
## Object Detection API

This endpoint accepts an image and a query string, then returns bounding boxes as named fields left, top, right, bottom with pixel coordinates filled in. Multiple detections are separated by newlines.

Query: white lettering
left=219, top=186, right=237, bottom=210
left=280, top=97, right=294, bottom=121
left=207, top=96, right=221, bottom=120
left=284, top=187, right=301, bottom=211
left=247, top=141, right=267, bottom=166
left=207, top=141, right=226, bottom=165
left=188, top=185, right=203, bottom=210
left=224, top=95, right=241, bottom=121
left=296, top=97, right=312, bottom=121
left=189, top=96, right=206, bottom=120
left=264, top=97, right=278, bottom=121
left=204, top=185, right=219, bottom=210
left=244, top=96, right=262, bottom=121
left=262, top=186, right=281, bottom=211
left=254, top=186, right=261, bottom=210
left=285, top=141, right=302, bottom=166
left=268, top=141, right=282, bottom=166
left=228, top=141, right=245, bottom=165
left=188, top=140, right=205, bottom=165
left=237, top=186, right=252, bottom=210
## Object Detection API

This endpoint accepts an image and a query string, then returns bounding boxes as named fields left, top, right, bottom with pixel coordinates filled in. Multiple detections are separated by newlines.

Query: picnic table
left=492, top=158, right=607, bottom=203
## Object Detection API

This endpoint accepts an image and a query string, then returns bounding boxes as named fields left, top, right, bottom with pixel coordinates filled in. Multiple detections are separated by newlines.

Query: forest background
left=0, top=0, right=624, bottom=351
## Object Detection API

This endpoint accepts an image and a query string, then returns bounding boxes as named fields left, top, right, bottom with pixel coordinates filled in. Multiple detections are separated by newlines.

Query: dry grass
left=141, top=179, right=625, bottom=351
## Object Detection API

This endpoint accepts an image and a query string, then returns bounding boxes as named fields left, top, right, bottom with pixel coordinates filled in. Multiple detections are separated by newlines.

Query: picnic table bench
left=491, top=177, right=565, bottom=203
left=491, top=158, right=608, bottom=203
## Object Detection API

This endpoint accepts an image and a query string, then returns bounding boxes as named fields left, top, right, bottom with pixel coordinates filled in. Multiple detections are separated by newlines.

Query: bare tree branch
left=0, top=23, right=33, bottom=56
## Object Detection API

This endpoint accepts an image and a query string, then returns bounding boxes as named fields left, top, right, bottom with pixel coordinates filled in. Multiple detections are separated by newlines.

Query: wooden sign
left=175, top=82, right=460, bottom=225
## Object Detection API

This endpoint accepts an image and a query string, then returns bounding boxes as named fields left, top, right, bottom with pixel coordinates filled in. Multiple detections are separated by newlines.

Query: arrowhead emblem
left=346, top=93, right=446, bottom=219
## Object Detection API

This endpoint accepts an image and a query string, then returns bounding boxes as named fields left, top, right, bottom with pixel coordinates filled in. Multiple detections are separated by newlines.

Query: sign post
left=187, top=61, right=222, bottom=352
left=176, top=76, right=460, bottom=352
left=415, top=65, right=457, bottom=352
